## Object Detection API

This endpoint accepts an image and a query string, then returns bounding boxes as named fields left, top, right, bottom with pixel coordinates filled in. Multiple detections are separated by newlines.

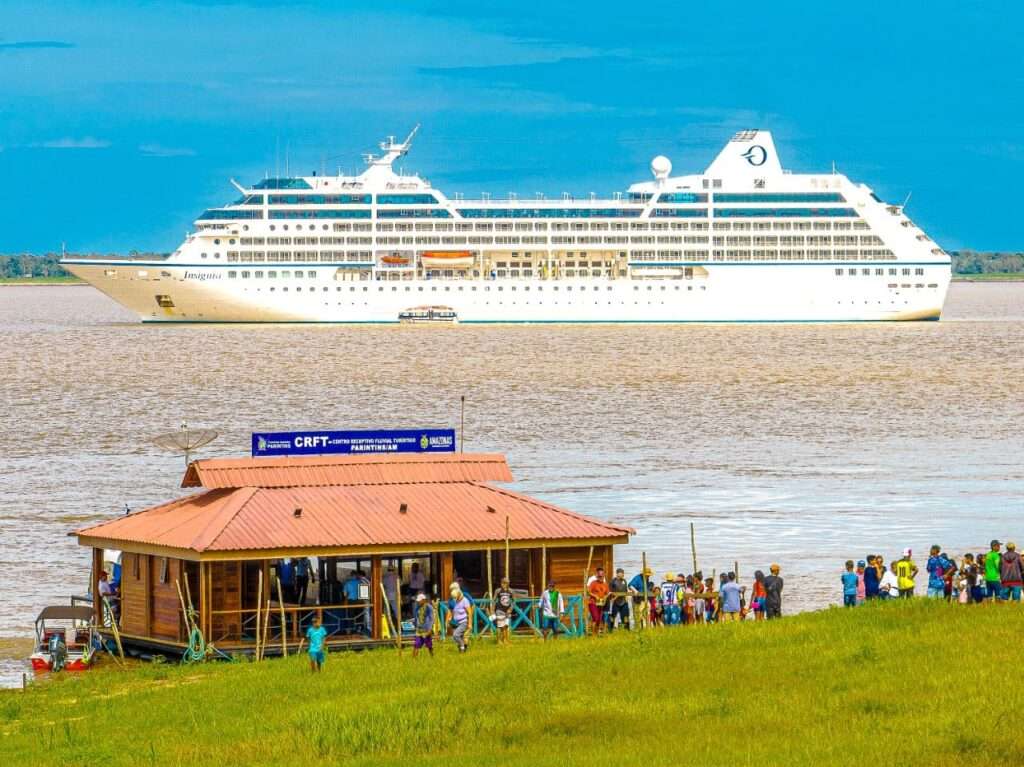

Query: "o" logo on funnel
left=742, top=145, right=767, bottom=166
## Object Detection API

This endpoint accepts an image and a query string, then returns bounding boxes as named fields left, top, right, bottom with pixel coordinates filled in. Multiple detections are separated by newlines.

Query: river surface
left=1, top=282, right=1022, bottom=684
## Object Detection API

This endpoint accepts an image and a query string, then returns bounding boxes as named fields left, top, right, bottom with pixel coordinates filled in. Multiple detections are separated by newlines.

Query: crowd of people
left=582, top=564, right=784, bottom=633
left=841, top=540, right=1024, bottom=604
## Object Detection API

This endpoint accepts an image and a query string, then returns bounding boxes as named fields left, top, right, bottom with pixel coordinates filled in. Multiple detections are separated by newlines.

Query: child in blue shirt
left=300, top=615, right=328, bottom=672
left=841, top=561, right=859, bottom=607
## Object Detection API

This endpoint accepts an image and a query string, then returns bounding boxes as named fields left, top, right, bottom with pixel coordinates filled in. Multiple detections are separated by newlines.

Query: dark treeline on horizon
left=1, top=250, right=1022, bottom=280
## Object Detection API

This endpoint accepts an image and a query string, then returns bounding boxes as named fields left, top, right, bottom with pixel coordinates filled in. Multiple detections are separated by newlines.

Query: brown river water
left=1, top=282, right=1022, bottom=683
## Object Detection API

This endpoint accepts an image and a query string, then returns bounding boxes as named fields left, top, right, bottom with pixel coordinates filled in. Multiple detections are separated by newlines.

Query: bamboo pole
left=541, top=545, right=547, bottom=589
left=266, top=598, right=274, bottom=659
left=486, top=547, right=495, bottom=641
left=504, top=516, right=511, bottom=581
left=102, top=596, right=125, bottom=662
left=276, top=577, right=288, bottom=657
left=641, top=551, right=649, bottom=630
left=584, top=545, right=594, bottom=632
left=690, top=522, right=699, bottom=575
left=255, top=570, right=263, bottom=661
left=175, top=579, right=190, bottom=633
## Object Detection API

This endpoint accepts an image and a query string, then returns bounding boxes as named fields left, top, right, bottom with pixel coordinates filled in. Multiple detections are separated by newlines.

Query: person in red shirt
left=587, top=569, right=610, bottom=635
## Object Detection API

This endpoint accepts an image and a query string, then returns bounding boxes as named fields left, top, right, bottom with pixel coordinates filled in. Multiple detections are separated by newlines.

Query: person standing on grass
left=750, top=570, right=767, bottom=621
left=628, top=567, right=654, bottom=627
left=703, top=577, right=718, bottom=623
left=855, top=561, right=867, bottom=605
left=925, top=545, right=952, bottom=599
left=878, top=563, right=900, bottom=599
left=985, top=541, right=1003, bottom=601
left=660, top=573, right=680, bottom=626
left=763, top=564, right=784, bottom=619
left=412, top=594, right=434, bottom=658
left=999, top=542, right=1023, bottom=602
left=494, top=577, right=515, bottom=645
left=864, top=556, right=881, bottom=600
left=298, top=614, right=327, bottom=672
left=720, top=573, right=742, bottom=622
left=449, top=583, right=473, bottom=653
left=608, top=568, right=630, bottom=632
left=896, top=549, right=918, bottom=598
left=539, top=580, right=565, bottom=640
left=587, top=569, right=610, bottom=635
left=841, top=561, right=859, bottom=607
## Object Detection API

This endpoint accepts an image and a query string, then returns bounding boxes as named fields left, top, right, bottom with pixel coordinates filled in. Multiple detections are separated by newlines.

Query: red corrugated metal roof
left=181, top=452, right=513, bottom=489
left=76, top=482, right=633, bottom=554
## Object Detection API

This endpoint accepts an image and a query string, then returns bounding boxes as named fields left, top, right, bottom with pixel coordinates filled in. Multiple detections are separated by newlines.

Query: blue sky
left=1, top=0, right=1020, bottom=253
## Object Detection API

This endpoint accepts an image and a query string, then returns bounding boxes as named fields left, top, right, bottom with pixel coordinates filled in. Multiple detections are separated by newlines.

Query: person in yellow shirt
left=895, top=548, right=918, bottom=598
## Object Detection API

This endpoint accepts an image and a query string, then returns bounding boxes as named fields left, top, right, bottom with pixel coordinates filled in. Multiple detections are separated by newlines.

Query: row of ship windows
left=220, top=248, right=896, bottom=263
left=837, top=267, right=926, bottom=276
left=226, top=275, right=715, bottom=294
left=236, top=190, right=844, bottom=205
left=199, top=206, right=859, bottom=221
left=198, top=219, right=873, bottom=235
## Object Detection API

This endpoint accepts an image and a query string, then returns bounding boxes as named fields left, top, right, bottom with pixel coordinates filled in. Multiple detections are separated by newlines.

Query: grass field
left=2, top=600, right=1023, bottom=766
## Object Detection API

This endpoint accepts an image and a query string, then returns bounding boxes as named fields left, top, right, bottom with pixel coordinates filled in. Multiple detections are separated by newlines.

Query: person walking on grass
left=449, top=583, right=473, bottom=653
left=298, top=614, right=327, bottom=673
left=720, top=572, right=742, bottom=622
left=539, top=580, right=565, bottom=640
left=896, top=549, right=918, bottom=598
left=985, top=540, right=1003, bottom=601
left=841, top=561, right=858, bottom=607
left=864, top=556, right=881, bottom=600
left=493, top=577, right=515, bottom=645
left=587, top=569, right=610, bottom=635
left=1000, top=542, right=1023, bottom=602
left=763, top=564, right=783, bottom=619
left=608, top=568, right=630, bottom=632
left=412, top=594, right=434, bottom=658
left=926, top=545, right=953, bottom=599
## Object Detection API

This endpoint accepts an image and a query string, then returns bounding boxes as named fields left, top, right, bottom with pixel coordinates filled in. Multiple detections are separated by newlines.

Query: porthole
left=214, top=238, right=221, bottom=245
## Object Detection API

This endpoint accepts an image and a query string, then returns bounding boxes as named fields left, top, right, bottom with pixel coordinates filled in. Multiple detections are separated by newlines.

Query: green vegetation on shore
left=951, top=272, right=1024, bottom=282
left=2, top=601, right=1022, bottom=766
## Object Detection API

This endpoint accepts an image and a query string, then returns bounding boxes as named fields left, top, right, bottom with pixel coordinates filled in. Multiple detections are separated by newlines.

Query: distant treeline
left=0, top=252, right=167, bottom=279
left=950, top=250, right=1024, bottom=275
left=2, top=250, right=1023, bottom=279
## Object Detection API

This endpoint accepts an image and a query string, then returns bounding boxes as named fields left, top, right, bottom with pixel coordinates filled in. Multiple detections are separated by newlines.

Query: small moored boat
left=29, top=606, right=97, bottom=673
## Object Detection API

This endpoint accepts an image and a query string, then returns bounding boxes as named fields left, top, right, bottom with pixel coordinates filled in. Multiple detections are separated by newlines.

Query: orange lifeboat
left=420, top=250, right=474, bottom=269
left=381, top=254, right=410, bottom=266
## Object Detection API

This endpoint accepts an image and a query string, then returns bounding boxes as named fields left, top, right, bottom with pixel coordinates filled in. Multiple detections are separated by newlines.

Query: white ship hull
left=63, top=260, right=949, bottom=323
left=62, top=127, right=954, bottom=323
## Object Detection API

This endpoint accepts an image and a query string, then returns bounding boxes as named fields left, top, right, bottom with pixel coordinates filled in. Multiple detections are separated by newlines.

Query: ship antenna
left=901, top=191, right=912, bottom=210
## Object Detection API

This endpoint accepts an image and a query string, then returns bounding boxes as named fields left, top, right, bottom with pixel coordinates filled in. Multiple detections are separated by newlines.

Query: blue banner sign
left=251, top=428, right=457, bottom=457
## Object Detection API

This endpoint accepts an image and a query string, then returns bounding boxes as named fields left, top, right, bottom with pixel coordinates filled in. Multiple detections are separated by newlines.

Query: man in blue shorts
left=301, top=614, right=327, bottom=672
left=539, top=580, right=564, bottom=639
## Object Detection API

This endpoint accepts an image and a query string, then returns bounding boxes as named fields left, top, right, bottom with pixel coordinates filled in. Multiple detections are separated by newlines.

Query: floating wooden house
left=74, top=453, right=633, bottom=655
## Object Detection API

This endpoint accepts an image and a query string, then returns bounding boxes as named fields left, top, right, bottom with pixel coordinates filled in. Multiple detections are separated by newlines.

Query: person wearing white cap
left=895, top=549, right=918, bottom=598
left=412, top=593, right=434, bottom=658
left=449, top=583, right=473, bottom=653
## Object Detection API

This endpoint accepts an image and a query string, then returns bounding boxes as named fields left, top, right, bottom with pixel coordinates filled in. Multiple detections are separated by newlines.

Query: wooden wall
left=150, top=557, right=186, bottom=641
left=547, top=545, right=612, bottom=594
left=119, top=553, right=149, bottom=636
left=209, top=561, right=242, bottom=642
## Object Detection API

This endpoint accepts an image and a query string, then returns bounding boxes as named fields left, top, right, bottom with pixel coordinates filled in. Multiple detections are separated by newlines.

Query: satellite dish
left=153, top=423, right=219, bottom=469
left=650, top=155, right=672, bottom=180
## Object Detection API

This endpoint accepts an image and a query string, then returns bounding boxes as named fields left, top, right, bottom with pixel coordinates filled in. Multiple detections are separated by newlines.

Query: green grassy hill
left=2, top=600, right=1022, bottom=766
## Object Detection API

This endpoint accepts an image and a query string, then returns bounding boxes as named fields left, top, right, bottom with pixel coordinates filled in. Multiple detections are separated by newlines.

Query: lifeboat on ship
left=420, top=250, right=474, bottom=269
left=398, top=305, right=458, bottom=324
left=380, top=253, right=411, bottom=267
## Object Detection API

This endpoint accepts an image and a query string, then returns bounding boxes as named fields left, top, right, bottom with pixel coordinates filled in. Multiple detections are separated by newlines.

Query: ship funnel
left=704, top=129, right=782, bottom=177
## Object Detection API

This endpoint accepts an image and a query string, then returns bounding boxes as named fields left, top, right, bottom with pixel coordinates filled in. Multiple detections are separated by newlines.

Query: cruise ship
left=62, top=127, right=951, bottom=323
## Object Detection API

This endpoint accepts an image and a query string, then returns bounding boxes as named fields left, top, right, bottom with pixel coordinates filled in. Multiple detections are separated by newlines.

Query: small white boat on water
left=29, top=606, right=98, bottom=673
